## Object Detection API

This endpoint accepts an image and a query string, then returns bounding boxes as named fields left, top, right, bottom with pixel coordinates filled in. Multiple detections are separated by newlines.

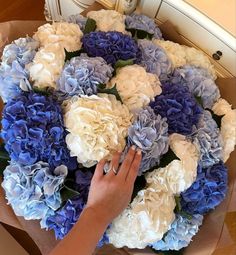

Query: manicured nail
left=131, top=145, right=136, bottom=150
left=137, top=149, right=142, bottom=155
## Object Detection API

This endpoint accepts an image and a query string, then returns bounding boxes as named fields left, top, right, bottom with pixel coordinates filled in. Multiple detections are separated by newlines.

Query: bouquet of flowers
left=0, top=9, right=235, bottom=251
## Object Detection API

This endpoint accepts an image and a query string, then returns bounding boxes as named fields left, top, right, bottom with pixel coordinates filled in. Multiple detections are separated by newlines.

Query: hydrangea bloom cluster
left=82, top=31, right=141, bottom=66
left=0, top=37, right=39, bottom=102
left=150, top=81, right=202, bottom=135
left=127, top=107, right=169, bottom=174
left=1, top=92, right=77, bottom=169
left=138, top=39, right=172, bottom=82
left=173, top=65, right=220, bottom=109
left=151, top=214, right=203, bottom=250
left=181, top=162, right=228, bottom=214
left=193, top=110, right=223, bottom=168
left=57, top=54, right=113, bottom=98
left=66, top=14, right=88, bottom=31
left=125, top=13, right=162, bottom=39
left=1, top=161, right=67, bottom=224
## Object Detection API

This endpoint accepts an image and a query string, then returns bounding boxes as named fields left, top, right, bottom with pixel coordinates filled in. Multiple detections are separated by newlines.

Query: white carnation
left=109, top=65, right=162, bottom=113
left=27, top=43, right=65, bottom=89
left=154, top=39, right=217, bottom=79
left=87, top=9, right=126, bottom=33
left=33, top=22, right=83, bottom=52
left=107, top=186, right=175, bottom=248
left=212, top=99, right=236, bottom=161
left=64, top=94, right=132, bottom=167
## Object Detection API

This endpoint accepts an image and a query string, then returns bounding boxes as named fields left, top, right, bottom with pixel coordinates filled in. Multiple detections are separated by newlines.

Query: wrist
left=83, top=206, right=111, bottom=227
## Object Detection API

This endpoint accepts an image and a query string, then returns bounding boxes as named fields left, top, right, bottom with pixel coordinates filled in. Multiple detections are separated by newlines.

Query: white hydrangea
left=87, top=9, right=126, bottom=33
left=33, top=22, right=83, bottom=52
left=212, top=98, right=236, bottom=161
left=27, top=43, right=65, bottom=89
left=107, top=185, right=176, bottom=249
left=146, top=134, right=199, bottom=194
left=153, top=39, right=217, bottom=79
left=64, top=94, right=132, bottom=167
left=109, top=65, right=162, bottom=113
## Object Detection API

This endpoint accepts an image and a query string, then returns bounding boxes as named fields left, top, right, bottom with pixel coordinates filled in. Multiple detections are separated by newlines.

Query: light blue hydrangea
left=57, top=54, right=114, bottom=98
left=173, top=65, right=220, bottom=109
left=66, top=13, right=88, bottom=31
left=192, top=110, right=223, bottom=168
left=138, top=39, right=172, bottom=82
left=151, top=214, right=203, bottom=251
left=1, top=161, right=67, bottom=224
left=125, top=13, right=162, bottom=39
left=127, top=106, right=169, bottom=174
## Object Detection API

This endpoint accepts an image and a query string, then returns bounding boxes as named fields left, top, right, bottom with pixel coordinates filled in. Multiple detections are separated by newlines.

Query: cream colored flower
left=107, top=185, right=175, bottom=248
left=153, top=39, right=217, bottom=79
left=109, top=65, right=162, bottom=113
left=27, top=43, right=65, bottom=89
left=64, top=94, right=132, bottom=167
left=87, top=9, right=126, bottom=33
left=33, top=22, right=83, bottom=52
left=212, top=98, right=236, bottom=162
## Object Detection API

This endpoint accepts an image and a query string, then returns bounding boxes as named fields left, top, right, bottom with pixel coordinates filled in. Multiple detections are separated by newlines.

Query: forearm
left=50, top=207, right=109, bottom=255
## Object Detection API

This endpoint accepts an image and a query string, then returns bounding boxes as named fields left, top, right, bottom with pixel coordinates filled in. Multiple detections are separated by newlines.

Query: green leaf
left=0, top=159, right=9, bottom=176
left=33, top=87, right=52, bottom=96
left=179, top=211, right=193, bottom=220
left=97, top=83, right=123, bottom=103
left=84, top=18, right=97, bottom=34
left=174, top=196, right=182, bottom=212
left=195, top=96, right=203, bottom=107
left=159, top=148, right=179, bottom=168
left=114, top=59, right=134, bottom=70
left=64, top=49, right=84, bottom=62
left=207, top=108, right=224, bottom=128
left=60, top=182, right=80, bottom=203
left=126, top=28, right=154, bottom=40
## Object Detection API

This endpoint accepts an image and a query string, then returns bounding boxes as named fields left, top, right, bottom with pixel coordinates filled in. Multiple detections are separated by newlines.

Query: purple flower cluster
left=66, top=14, right=88, bottom=31
left=1, top=92, right=77, bottom=170
left=125, top=13, right=162, bottom=39
left=82, top=31, right=140, bottom=66
left=181, top=162, right=228, bottom=215
left=150, top=81, right=202, bottom=135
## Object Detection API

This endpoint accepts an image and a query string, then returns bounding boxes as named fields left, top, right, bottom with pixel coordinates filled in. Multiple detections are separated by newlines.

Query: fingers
left=118, top=146, right=136, bottom=180
left=93, top=159, right=106, bottom=180
left=106, top=151, right=121, bottom=177
left=126, top=150, right=142, bottom=184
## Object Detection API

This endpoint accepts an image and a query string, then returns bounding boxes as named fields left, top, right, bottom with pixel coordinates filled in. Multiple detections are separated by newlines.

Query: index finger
left=126, top=150, right=142, bottom=184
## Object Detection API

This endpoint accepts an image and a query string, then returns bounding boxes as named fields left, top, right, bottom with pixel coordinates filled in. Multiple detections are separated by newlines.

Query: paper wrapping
left=0, top=16, right=235, bottom=255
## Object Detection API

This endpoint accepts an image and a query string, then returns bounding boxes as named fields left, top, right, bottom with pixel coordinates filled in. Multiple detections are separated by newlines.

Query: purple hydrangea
left=57, top=54, right=113, bottom=98
left=181, top=162, right=228, bottom=215
left=127, top=107, right=169, bottom=174
left=1, top=161, right=67, bottom=222
left=150, top=81, right=202, bottom=135
left=192, top=110, right=223, bottom=168
left=172, top=65, right=220, bottom=109
left=150, top=214, right=203, bottom=251
left=1, top=92, right=77, bottom=170
left=82, top=31, right=141, bottom=66
left=66, top=14, right=88, bottom=31
left=138, top=39, right=172, bottom=82
left=125, top=13, right=162, bottom=39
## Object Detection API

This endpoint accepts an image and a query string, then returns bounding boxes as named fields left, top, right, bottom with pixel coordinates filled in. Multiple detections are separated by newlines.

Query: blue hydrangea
left=181, top=162, right=228, bottom=215
left=138, top=39, right=172, bottom=82
left=57, top=54, right=113, bottom=98
left=172, top=65, right=220, bottom=109
left=1, top=161, right=67, bottom=223
left=151, top=214, right=203, bottom=251
left=1, top=92, right=77, bottom=170
left=127, top=106, right=169, bottom=174
left=82, top=31, right=141, bottom=66
left=192, top=110, right=223, bottom=168
left=125, top=13, right=162, bottom=39
left=150, top=81, right=202, bottom=135
left=66, top=14, right=88, bottom=31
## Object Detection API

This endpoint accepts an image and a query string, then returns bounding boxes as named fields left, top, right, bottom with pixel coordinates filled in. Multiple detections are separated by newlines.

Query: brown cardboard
left=0, top=9, right=235, bottom=255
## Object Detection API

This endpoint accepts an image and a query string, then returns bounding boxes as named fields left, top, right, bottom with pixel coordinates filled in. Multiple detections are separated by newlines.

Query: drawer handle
left=212, top=51, right=223, bottom=60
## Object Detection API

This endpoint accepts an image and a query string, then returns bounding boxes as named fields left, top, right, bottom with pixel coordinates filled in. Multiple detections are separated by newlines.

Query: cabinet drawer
left=157, top=1, right=236, bottom=77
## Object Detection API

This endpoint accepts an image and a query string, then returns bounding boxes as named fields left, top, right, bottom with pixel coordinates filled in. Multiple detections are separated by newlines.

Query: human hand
left=86, top=146, right=142, bottom=224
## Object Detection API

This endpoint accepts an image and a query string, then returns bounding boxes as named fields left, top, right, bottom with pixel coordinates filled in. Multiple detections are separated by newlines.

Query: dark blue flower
left=1, top=92, right=77, bottom=170
left=181, top=162, right=228, bottom=215
left=150, top=81, right=202, bottom=135
left=82, top=31, right=141, bottom=66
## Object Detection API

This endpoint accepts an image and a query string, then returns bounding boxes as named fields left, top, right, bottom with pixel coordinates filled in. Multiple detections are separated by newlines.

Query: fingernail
left=137, top=149, right=142, bottom=155
left=131, top=145, right=136, bottom=150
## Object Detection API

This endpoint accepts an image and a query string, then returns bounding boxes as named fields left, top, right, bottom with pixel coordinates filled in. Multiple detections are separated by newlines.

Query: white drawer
left=157, top=1, right=236, bottom=77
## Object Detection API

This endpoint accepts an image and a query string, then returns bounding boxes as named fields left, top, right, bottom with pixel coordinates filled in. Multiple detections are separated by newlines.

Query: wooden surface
left=0, top=0, right=45, bottom=22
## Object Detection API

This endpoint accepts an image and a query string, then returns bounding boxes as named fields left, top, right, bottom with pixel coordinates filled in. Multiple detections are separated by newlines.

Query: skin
left=50, top=146, right=142, bottom=255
